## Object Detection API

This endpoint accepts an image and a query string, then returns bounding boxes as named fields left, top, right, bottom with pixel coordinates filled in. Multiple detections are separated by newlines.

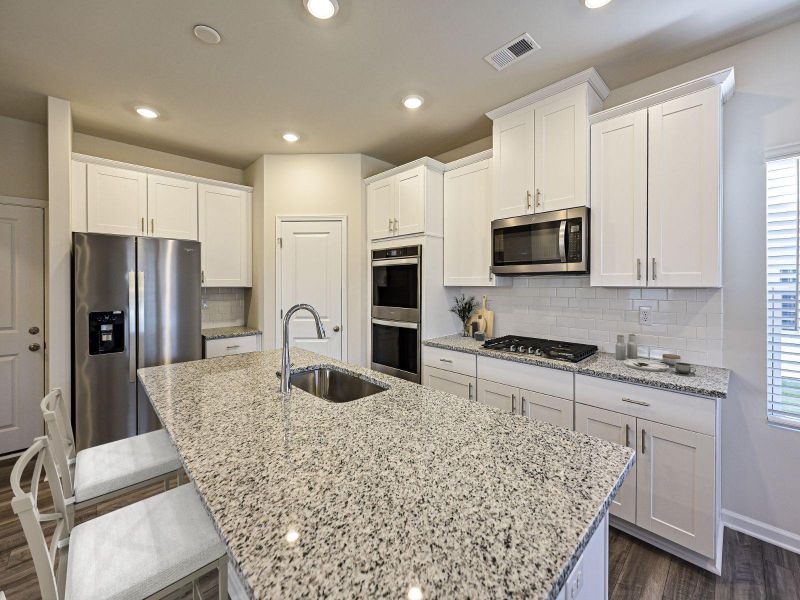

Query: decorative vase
left=463, top=324, right=471, bottom=337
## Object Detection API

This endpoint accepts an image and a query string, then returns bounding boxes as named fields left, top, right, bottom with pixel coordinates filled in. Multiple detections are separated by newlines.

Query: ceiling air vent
left=484, top=33, right=541, bottom=71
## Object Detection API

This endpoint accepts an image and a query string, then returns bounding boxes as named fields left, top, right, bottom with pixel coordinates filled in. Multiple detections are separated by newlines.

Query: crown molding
left=363, top=157, right=446, bottom=184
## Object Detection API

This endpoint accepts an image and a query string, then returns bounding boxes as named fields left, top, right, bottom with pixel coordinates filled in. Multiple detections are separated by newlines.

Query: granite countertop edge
left=423, top=335, right=730, bottom=399
left=201, top=325, right=262, bottom=340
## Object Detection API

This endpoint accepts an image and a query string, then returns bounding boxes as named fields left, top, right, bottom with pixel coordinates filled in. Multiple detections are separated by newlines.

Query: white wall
left=605, top=21, right=800, bottom=539
left=0, top=115, right=48, bottom=200
left=248, top=154, right=389, bottom=366
left=73, top=132, right=244, bottom=185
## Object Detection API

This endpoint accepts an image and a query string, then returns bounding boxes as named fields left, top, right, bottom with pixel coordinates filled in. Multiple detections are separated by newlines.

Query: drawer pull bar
left=468, top=382, right=473, bottom=400
left=621, top=397, right=650, bottom=407
left=511, top=394, right=517, bottom=414
left=226, top=344, right=241, bottom=349
left=625, top=423, right=630, bottom=447
left=641, top=429, right=647, bottom=454
left=439, top=358, right=453, bottom=363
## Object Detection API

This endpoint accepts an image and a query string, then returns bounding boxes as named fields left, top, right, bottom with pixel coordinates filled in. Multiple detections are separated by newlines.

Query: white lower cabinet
left=575, top=404, right=637, bottom=523
left=423, top=366, right=475, bottom=400
left=521, top=389, right=574, bottom=429
left=557, top=514, right=608, bottom=600
left=204, top=334, right=261, bottom=358
left=575, top=374, right=719, bottom=562
left=477, top=378, right=517, bottom=413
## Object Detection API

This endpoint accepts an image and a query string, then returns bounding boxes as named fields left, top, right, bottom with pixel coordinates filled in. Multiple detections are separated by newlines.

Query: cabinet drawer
left=423, top=366, right=476, bottom=400
left=205, top=335, right=260, bottom=358
left=478, top=356, right=573, bottom=400
left=574, top=374, right=716, bottom=436
left=422, top=346, right=477, bottom=377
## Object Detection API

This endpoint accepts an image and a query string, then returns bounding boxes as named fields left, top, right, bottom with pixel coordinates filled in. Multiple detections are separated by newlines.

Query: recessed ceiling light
left=193, top=24, right=222, bottom=44
left=402, top=95, right=424, bottom=110
left=582, top=0, right=612, bottom=8
left=135, top=106, right=159, bottom=119
left=304, top=0, right=339, bottom=19
left=282, top=132, right=300, bottom=143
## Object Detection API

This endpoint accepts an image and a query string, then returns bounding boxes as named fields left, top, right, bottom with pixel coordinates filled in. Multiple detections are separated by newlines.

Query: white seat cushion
left=73, top=429, right=181, bottom=503
left=65, top=484, right=226, bottom=600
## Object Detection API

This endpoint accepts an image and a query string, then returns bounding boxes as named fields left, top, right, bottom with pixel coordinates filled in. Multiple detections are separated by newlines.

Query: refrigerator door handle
left=137, top=270, right=145, bottom=372
left=129, top=270, right=136, bottom=383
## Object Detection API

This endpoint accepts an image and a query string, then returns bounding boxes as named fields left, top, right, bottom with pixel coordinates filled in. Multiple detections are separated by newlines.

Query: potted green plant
left=450, top=293, right=478, bottom=337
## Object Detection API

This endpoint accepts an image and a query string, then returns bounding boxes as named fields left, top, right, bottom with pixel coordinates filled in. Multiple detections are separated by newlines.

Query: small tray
left=623, top=358, right=669, bottom=372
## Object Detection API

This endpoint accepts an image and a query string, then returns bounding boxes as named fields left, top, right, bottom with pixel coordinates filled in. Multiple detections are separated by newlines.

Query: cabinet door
left=367, top=178, right=396, bottom=240
left=589, top=110, right=648, bottom=287
left=477, top=379, right=517, bottom=413
left=395, top=167, right=425, bottom=236
left=443, top=159, right=495, bottom=286
left=492, top=107, right=535, bottom=219
left=648, top=86, right=721, bottom=287
left=423, top=366, right=476, bottom=400
left=147, top=175, right=198, bottom=240
left=521, top=389, right=574, bottom=430
left=534, top=87, right=588, bottom=212
left=198, top=185, right=251, bottom=287
left=636, top=419, right=716, bottom=558
left=575, top=404, right=637, bottom=523
left=87, top=164, right=147, bottom=236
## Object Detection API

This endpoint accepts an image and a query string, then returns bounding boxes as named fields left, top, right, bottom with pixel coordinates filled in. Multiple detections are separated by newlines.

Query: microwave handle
left=558, top=220, right=567, bottom=262
left=372, top=318, right=418, bottom=330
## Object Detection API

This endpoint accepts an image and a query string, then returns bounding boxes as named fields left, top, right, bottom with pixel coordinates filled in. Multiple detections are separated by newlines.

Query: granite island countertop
left=201, top=325, right=262, bottom=340
left=424, top=334, right=730, bottom=398
left=138, top=348, right=633, bottom=600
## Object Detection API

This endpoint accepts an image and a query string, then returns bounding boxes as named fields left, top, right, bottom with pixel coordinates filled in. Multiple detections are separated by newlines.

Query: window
left=767, top=155, right=800, bottom=428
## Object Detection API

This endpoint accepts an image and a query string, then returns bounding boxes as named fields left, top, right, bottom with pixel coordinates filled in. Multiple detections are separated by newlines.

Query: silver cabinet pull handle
left=621, top=397, right=650, bottom=407
left=226, top=344, right=240, bottom=350
left=526, top=190, right=532, bottom=210
left=393, top=218, right=399, bottom=232
left=150, top=218, right=155, bottom=234
left=439, top=358, right=453, bottom=363
left=388, top=218, right=392, bottom=232
left=468, top=382, right=473, bottom=400
left=535, top=188, right=542, bottom=208
left=637, top=258, right=642, bottom=281
left=641, top=429, right=647, bottom=454
left=141, top=217, right=145, bottom=234
left=511, top=393, right=517, bottom=414
left=625, top=423, right=630, bottom=447
left=521, top=396, right=527, bottom=417
left=652, top=257, right=657, bottom=280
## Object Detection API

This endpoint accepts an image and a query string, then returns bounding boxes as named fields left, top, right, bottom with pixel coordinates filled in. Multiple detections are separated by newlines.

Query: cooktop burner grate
left=482, top=335, right=598, bottom=363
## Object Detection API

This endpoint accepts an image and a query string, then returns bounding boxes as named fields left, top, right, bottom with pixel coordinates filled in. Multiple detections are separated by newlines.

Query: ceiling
left=1, top=0, right=799, bottom=168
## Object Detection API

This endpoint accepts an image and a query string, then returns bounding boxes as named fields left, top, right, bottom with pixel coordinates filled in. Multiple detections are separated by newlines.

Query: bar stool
left=41, top=388, right=182, bottom=510
left=10, top=436, right=228, bottom=600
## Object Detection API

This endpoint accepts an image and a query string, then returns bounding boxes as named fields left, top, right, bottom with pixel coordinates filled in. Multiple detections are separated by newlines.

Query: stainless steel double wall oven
left=370, top=245, right=421, bottom=382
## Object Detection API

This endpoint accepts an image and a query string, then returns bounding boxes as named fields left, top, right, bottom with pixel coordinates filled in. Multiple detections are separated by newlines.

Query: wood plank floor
left=2, top=457, right=799, bottom=599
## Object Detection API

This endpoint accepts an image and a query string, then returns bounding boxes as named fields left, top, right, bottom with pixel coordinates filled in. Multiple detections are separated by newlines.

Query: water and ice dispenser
left=88, top=311, right=125, bottom=355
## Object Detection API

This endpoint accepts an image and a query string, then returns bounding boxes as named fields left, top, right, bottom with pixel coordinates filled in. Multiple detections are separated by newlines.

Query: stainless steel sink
left=289, top=367, right=388, bottom=402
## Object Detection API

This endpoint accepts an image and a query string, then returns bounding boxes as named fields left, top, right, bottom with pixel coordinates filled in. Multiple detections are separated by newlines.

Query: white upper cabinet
left=365, top=160, right=444, bottom=241
left=444, top=156, right=499, bottom=287
left=648, top=86, right=722, bottom=287
left=147, top=175, right=198, bottom=240
left=589, top=70, right=732, bottom=288
left=590, top=110, right=648, bottom=287
left=87, top=163, right=148, bottom=236
left=198, top=184, right=251, bottom=287
left=492, top=107, right=535, bottom=219
left=367, top=177, right=396, bottom=239
left=487, top=71, right=608, bottom=221
left=534, top=86, right=589, bottom=213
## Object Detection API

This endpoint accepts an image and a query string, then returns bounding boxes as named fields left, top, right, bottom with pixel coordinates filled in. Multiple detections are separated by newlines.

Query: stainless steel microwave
left=491, top=207, right=589, bottom=276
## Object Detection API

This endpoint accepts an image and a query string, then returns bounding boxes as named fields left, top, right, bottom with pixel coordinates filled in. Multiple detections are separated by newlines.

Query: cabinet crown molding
left=72, top=153, right=253, bottom=193
left=486, top=67, right=610, bottom=121
left=363, top=156, right=446, bottom=184
left=443, top=150, right=493, bottom=172
left=589, top=67, right=735, bottom=125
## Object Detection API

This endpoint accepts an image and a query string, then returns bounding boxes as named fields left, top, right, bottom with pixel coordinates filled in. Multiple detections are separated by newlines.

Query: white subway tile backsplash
left=201, top=287, right=246, bottom=327
left=450, top=278, right=724, bottom=367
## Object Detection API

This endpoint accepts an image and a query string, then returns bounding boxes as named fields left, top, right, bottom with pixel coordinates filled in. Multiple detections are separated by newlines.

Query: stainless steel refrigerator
left=72, top=232, right=202, bottom=450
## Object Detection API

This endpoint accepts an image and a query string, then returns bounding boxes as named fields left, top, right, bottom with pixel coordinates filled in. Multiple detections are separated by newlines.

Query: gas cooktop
left=482, top=335, right=598, bottom=363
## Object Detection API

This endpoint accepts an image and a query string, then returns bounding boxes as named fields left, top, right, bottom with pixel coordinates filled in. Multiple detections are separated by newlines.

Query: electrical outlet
left=639, top=306, right=652, bottom=326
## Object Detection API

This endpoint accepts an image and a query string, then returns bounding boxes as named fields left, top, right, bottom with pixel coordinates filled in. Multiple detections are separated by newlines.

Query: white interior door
left=589, top=109, right=648, bottom=287
left=648, top=86, right=721, bottom=287
left=278, top=219, right=344, bottom=360
left=0, top=203, right=44, bottom=454
left=575, top=403, right=637, bottom=523
left=147, top=175, right=198, bottom=240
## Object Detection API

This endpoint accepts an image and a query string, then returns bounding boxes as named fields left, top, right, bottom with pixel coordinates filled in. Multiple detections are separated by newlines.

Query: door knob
left=29, top=326, right=40, bottom=335
left=29, top=343, right=41, bottom=351
left=333, top=325, right=341, bottom=332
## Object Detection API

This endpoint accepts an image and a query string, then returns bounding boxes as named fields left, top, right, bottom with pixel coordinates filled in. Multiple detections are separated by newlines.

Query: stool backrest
left=10, top=436, right=72, bottom=600
left=40, top=388, right=76, bottom=498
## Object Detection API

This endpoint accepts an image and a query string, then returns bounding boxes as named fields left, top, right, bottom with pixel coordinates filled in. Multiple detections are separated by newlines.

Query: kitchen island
left=138, top=348, right=634, bottom=599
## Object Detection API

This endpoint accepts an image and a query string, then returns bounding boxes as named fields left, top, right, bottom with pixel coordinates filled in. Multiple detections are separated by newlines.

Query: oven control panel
left=372, top=245, right=420, bottom=260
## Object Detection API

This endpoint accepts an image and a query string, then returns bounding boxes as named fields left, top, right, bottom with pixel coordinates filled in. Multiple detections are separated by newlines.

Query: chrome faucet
left=281, top=303, right=326, bottom=393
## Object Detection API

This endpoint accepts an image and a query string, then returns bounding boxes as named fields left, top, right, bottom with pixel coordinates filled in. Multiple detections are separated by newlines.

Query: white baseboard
left=721, top=509, right=800, bottom=555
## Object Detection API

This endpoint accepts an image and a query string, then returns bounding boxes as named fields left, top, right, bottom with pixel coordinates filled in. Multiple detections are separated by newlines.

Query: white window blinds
left=767, top=155, right=800, bottom=428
